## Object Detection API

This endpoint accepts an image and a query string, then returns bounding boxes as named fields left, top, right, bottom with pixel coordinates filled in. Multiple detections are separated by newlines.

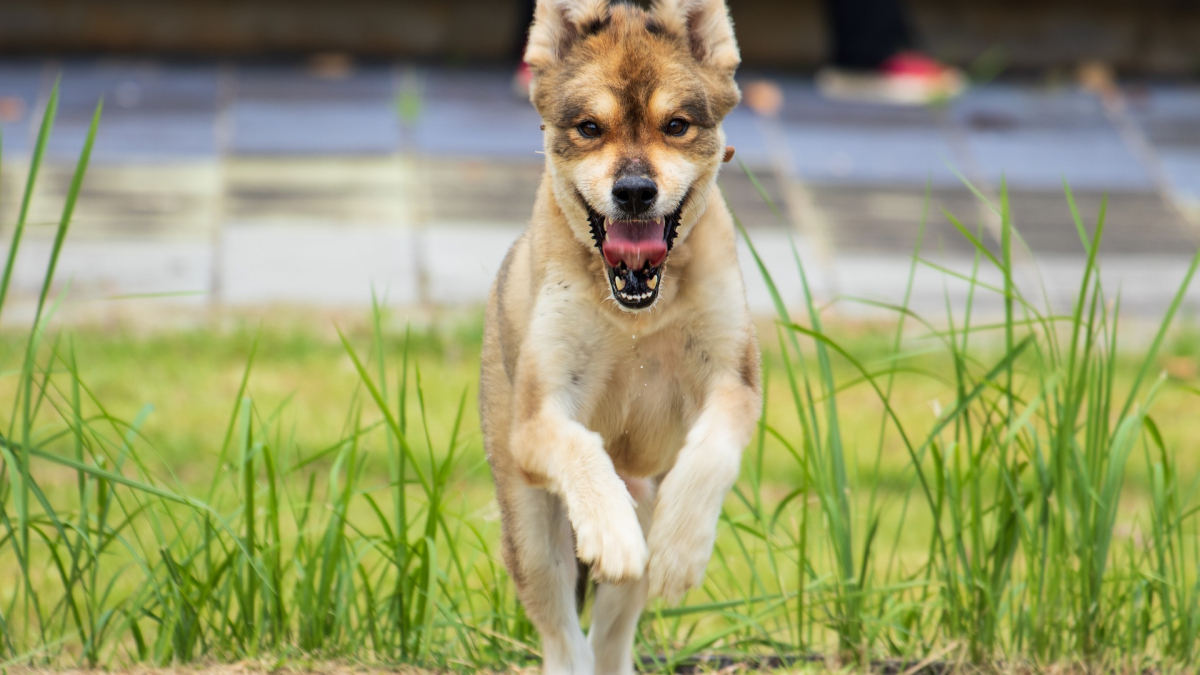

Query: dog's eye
left=665, top=118, right=690, bottom=136
left=577, top=121, right=601, bottom=138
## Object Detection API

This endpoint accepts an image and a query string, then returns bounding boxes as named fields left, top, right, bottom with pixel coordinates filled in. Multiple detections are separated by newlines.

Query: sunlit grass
left=1, top=85, right=1199, bottom=672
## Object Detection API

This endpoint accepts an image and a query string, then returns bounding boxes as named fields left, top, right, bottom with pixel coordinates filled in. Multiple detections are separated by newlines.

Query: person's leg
left=514, top=0, right=537, bottom=60
left=823, top=0, right=913, bottom=69
left=814, top=0, right=965, bottom=104
left=512, top=0, right=538, bottom=96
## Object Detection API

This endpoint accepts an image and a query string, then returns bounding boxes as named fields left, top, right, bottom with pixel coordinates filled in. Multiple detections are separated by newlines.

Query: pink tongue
left=602, top=220, right=667, bottom=269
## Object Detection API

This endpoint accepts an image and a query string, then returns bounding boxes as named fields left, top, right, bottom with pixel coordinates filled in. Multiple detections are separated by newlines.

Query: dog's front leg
left=510, top=376, right=649, bottom=586
left=646, top=377, right=760, bottom=602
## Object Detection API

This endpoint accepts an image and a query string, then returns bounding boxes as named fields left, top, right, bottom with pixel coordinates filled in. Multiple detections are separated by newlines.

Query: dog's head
left=525, top=0, right=740, bottom=311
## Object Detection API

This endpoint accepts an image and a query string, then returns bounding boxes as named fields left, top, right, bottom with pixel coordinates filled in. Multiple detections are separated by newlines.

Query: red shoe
left=817, top=51, right=966, bottom=106
left=512, top=61, right=534, bottom=99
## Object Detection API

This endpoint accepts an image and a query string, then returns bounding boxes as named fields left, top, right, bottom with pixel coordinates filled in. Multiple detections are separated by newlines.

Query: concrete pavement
left=0, top=59, right=1198, bottom=317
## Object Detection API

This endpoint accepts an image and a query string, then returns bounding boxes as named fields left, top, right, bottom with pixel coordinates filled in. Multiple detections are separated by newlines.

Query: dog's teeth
left=615, top=277, right=625, bottom=290
left=647, top=275, right=657, bottom=290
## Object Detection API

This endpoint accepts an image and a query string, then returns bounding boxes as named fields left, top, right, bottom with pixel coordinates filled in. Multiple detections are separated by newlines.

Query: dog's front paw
left=570, top=480, right=648, bottom=584
left=645, top=507, right=715, bottom=603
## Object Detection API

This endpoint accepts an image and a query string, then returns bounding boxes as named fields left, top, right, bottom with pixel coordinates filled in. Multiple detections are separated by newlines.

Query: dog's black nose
left=612, top=176, right=658, bottom=216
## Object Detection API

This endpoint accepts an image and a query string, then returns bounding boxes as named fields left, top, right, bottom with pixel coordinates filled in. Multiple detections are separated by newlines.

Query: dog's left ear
left=651, top=0, right=740, bottom=73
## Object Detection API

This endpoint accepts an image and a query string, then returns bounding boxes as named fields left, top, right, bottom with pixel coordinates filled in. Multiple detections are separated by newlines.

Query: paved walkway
left=1, top=58, right=1198, bottom=316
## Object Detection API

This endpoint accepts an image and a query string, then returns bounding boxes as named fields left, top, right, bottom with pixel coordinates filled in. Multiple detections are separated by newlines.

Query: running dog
left=479, top=1, right=760, bottom=672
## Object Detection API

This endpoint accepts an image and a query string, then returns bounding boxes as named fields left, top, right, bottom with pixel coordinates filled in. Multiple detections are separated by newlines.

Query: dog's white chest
left=587, top=327, right=709, bottom=477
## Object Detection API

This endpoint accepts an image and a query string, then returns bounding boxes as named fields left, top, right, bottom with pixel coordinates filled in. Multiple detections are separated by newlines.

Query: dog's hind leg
left=588, top=475, right=655, bottom=675
left=502, top=481, right=593, bottom=675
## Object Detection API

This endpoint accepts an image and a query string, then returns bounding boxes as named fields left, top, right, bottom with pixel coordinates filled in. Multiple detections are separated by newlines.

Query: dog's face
left=525, top=0, right=740, bottom=311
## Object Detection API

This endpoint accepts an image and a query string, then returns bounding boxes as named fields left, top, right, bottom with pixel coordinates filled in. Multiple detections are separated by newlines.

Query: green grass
left=2, top=86, right=1200, bottom=672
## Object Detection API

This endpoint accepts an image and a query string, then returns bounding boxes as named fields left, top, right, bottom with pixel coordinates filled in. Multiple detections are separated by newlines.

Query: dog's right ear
left=651, top=0, right=739, bottom=73
left=524, top=0, right=610, bottom=72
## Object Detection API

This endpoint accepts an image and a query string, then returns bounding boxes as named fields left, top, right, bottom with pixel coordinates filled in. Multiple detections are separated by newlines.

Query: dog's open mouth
left=586, top=199, right=684, bottom=310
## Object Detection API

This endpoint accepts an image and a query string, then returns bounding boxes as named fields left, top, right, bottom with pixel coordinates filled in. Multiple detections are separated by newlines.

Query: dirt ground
left=7, top=665, right=451, bottom=675
left=5, top=660, right=1150, bottom=675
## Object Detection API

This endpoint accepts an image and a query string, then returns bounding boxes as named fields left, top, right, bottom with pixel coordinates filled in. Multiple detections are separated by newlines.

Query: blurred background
left=0, top=0, right=1198, bottom=320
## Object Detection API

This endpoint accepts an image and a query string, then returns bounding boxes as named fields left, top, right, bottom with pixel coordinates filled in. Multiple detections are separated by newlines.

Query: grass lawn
left=3, top=304, right=1199, bottom=671
left=3, top=84, right=1200, bottom=673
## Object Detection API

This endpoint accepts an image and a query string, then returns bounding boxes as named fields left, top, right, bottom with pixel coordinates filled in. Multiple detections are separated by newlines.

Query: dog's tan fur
left=480, top=1, right=760, bottom=672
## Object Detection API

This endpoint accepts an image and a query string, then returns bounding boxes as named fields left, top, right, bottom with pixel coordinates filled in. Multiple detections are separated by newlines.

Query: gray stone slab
left=766, top=84, right=960, bottom=185
left=965, top=128, right=1153, bottom=191
left=775, top=80, right=942, bottom=128
left=1029, top=254, right=1200, bottom=317
left=950, top=84, right=1111, bottom=132
left=410, top=68, right=543, bottom=158
left=719, top=166, right=790, bottom=230
left=231, top=100, right=400, bottom=155
left=785, top=124, right=961, bottom=187
left=1126, top=85, right=1200, bottom=147
left=1159, top=149, right=1200, bottom=202
left=819, top=251, right=1200, bottom=319
left=0, top=237, right=212, bottom=300
left=1, top=161, right=220, bottom=237
left=224, top=156, right=414, bottom=224
left=53, top=60, right=220, bottom=161
left=424, top=223, right=523, bottom=305
left=231, top=64, right=399, bottom=155
left=0, top=61, right=47, bottom=156
left=422, top=157, right=542, bottom=223
left=220, top=222, right=417, bottom=305
left=1127, top=85, right=1200, bottom=204
left=808, top=184, right=986, bottom=255
left=807, top=183, right=1195, bottom=257
left=948, top=84, right=1152, bottom=191
left=1007, top=189, right=1194, bottom=255
left=720, top=106, right=773, bottom=169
